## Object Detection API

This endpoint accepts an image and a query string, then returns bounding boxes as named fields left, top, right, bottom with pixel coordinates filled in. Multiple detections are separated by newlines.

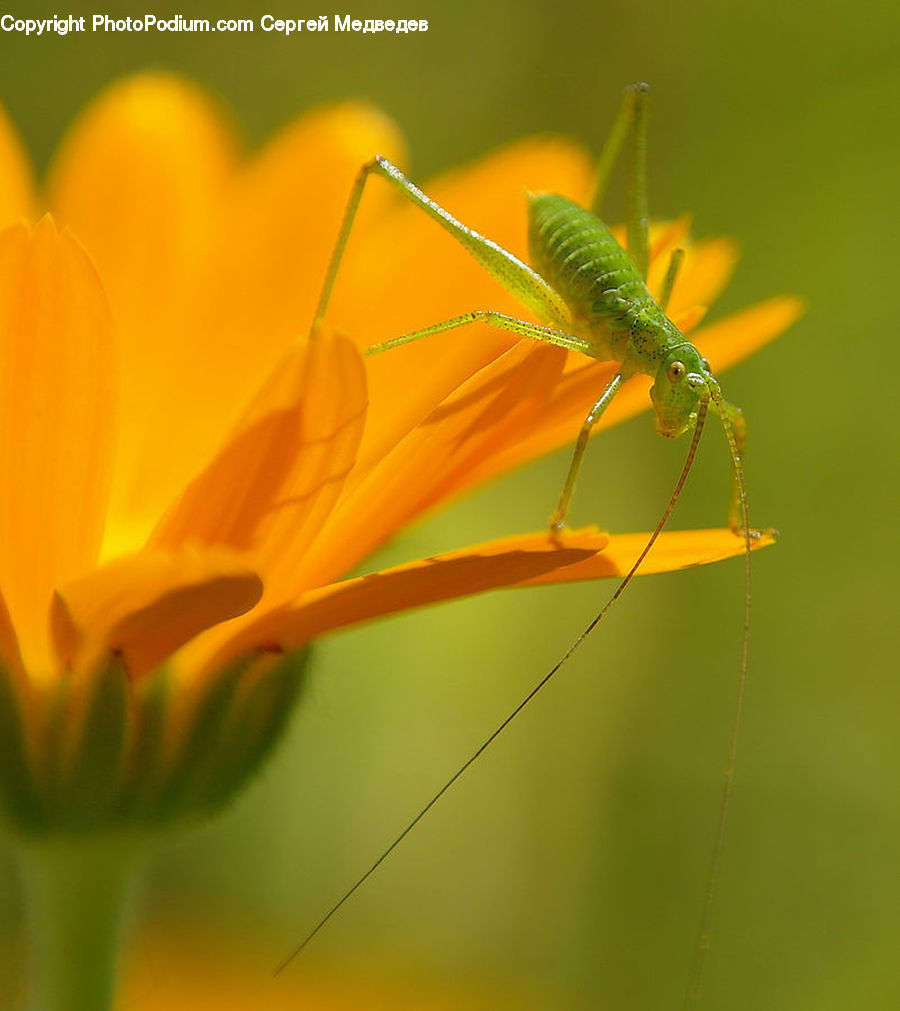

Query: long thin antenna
left=273, top=400, right=711, bottom=977
left=682, top=404, right=753, bottom=1011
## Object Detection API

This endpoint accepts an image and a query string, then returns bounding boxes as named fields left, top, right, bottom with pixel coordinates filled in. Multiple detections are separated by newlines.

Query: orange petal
left=204, top=528, right=610, bottom=668
left=0, top=103, right=34, bottom=227
left=204, top=524, right=774, bottom=671
left=669, top=305, right=708, bottom=333
left=448, top=357, right=627, bottom=494
left=615, top=220, right=737, bottom=320
left=156, top=105, right=402, bottom=571
left=666, top=237, right=739, bottom=320
left=645, top=216, right=692, bottom=294
left=51, top=546, right=263, bottom=680
left=47, top=73, right=239, bottom=554
left=521, top=527, right=776, bottom=585
left=692, top=295, right=806, bottom=372
left=206, top=102, right=406, bottom=353
left=295, top=341, right=566, bottom=590
left=0, top=218, right=116, bottom=678
left=47, top=73, right=235, bottom=319
left=152, top=332, right=367, bottom=603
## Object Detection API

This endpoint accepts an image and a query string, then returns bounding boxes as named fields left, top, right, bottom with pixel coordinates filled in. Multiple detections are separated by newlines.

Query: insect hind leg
left=589, top=82, right=652, bottom=284
left=311, top=155, right=573, bottom=338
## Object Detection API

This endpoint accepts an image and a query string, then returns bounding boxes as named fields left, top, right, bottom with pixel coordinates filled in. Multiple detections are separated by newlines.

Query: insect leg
left=376, top=158, right=574, bottom=327
left=549, top=372, right=626, bottom=532
left=311, top=156, right=375, bottom=331
left=625, top=83, right=651, bottom=281
left=312, top=156, right=572, bottom=336
left=659, top=248, right=685, bottom=314
left=705, top=387, right=750, bottom=534
left=587, top=83, right=651, bottom=281
left=718, top=400, right=748, bottom=534
left=588, top=87, right=634, bottom=217
left=365, top=310, right=593, bottom=357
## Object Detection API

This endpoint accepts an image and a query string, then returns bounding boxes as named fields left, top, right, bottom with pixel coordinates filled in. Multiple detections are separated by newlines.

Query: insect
left=279, top=84, right=759, bottom=1008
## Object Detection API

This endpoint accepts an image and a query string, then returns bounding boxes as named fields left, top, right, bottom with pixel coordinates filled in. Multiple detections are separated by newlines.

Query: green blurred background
left=1, top=0, right=897, bottom=1008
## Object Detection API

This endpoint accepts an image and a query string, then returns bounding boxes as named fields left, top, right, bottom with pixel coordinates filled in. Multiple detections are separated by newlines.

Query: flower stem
left=17, top=836, right=144, bottom=1011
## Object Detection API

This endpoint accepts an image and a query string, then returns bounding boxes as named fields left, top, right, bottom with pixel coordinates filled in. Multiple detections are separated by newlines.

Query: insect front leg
left=709, top=392, right=750, bottom=535
left=720, top=401, right=748, bottom=534
left=549, top=372, right=626, bottom=534
left=365, top=310, right=592, bottom=356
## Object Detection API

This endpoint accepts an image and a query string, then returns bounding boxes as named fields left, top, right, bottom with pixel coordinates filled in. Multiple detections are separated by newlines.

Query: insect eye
left=701, top=357, right=712, bottom=373
left=667, top=360, right=686, bottom=383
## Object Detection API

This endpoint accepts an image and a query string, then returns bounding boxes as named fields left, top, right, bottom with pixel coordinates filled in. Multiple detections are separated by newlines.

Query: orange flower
left=0, top=74, right=800, bottom=830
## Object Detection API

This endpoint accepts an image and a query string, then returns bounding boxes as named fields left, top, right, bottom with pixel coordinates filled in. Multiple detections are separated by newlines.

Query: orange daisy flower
left=0, top=74, right=800, bottom=833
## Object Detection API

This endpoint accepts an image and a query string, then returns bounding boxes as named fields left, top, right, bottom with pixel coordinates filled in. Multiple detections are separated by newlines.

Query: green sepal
left=150, top=649, right=309, bottom=823
left=143, top=658, right=248, bottom=822
left=0, top=649, right=310, bottom=838
left=109, top=664, right=169, bottom=823
left=0, top=664, right=43, bottom=831
left=193, top=649, right=308, bottom=815
left=46, top=658, right=130, bottom=830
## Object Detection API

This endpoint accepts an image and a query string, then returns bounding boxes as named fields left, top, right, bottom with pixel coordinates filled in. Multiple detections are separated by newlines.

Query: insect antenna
left=273, top=398, right=710, bottom=977
left=682, top=401, right=753, bottom=1011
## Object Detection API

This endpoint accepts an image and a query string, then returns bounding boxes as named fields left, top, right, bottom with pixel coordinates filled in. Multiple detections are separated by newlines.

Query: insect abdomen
left=527, top=193, right=662, bottom=334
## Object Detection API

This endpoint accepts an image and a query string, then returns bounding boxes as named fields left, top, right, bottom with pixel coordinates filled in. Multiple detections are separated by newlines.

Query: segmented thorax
left=527, top=193, right=682, bottom=373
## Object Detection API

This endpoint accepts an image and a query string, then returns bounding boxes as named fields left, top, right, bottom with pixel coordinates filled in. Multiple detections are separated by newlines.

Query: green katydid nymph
left=280, top=84, right=766, bottom=1010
